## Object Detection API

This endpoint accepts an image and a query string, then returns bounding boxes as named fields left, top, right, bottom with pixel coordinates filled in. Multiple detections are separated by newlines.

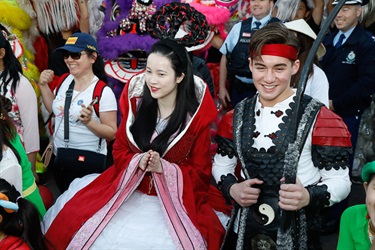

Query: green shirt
left=10, top=134, right=46, bottom=217
left=337, top=204, right=371, bottom=250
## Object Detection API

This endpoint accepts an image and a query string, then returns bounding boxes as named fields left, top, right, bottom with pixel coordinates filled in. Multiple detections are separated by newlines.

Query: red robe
left=45, top=74, right=225, bottom=249
left=0, top=236, right=30, bottom=250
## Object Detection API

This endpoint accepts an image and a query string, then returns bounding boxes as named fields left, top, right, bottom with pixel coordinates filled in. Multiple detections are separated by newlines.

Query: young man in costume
left=212, top=22, right=352, bottom=249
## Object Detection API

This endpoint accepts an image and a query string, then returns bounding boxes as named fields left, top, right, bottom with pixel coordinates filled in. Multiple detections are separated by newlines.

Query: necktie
left=252, top=21, right=261, bottom=32
left=335, top=34, right=345, bottom=49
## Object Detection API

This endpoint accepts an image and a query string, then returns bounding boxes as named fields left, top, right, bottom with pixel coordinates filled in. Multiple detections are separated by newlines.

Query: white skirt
left=91, top=190, right=177, bottom=249
left=43, top=175, right=230, bottom=250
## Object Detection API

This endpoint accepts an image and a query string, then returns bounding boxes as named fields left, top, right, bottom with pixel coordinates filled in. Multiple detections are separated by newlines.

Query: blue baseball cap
left=55, top=32, right=99, bottom=54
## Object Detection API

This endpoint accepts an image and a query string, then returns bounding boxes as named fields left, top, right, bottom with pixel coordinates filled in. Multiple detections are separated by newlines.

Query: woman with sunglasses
left=0, top=31, right=40, bottom=184
left=38, top=32, right=117, bottom=193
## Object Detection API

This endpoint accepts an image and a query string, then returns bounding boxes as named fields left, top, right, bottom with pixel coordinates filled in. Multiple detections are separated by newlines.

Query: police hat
left=332, top=0, right=369, bottom=5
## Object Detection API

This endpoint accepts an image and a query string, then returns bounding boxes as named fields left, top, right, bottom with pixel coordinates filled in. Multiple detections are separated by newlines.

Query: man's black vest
left=226, top=17, right=280, bottom=78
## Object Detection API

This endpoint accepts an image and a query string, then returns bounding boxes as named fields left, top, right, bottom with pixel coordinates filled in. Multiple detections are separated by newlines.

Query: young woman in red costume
left=42, top=37, right=225, bottom=249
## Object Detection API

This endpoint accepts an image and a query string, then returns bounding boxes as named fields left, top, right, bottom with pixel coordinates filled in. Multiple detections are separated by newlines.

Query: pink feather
left=189, top=2, right=231, bottom=26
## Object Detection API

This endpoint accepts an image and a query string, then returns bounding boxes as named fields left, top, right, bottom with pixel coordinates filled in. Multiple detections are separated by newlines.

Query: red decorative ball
left=37, top=185, right=54, bottom=210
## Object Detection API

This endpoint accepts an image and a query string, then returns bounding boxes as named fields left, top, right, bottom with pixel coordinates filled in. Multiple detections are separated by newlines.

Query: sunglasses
left=62, top=51, right=87, bottom=60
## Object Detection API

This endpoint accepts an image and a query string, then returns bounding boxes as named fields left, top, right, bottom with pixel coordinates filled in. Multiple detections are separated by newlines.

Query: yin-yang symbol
left=254, top=203, right=275, bottom=226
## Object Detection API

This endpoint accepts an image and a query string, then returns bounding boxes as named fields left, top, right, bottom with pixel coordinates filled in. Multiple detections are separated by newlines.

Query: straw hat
left=284, top=19, right=326, bottom=59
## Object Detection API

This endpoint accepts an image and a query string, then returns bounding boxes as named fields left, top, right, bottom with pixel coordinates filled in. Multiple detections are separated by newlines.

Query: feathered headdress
left=96, top=0, right=172, bottom=60
left=0, top=0, right=40, bottom=85
left=147, top=2, right=209, bottom=48
left=32, top=0, right=79, bottom=34
left=188, top=1, right=231, bottom=40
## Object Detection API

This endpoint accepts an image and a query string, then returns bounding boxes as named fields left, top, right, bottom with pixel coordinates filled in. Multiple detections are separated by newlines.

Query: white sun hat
left=284, top=19, right=326, bottom=59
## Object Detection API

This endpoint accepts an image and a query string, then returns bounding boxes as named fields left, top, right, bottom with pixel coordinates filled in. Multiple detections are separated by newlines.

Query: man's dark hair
left=249, top=22, right=300, bottom=62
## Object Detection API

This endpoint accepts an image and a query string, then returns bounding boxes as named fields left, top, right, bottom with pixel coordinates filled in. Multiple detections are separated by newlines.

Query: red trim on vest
left=312, top=106, right=352, bottom=147
left=217, top=110, right=234, bottom=140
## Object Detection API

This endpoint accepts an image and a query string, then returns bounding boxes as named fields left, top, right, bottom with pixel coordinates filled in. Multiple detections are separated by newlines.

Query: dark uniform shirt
left=320, top=23, right=375, bottom=117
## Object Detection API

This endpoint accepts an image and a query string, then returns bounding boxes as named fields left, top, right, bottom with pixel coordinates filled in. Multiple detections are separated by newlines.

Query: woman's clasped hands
left=139, top=150, right=163, bottom=173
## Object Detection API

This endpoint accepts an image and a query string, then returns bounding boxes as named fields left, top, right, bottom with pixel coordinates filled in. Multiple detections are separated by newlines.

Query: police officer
left=320, top=0, right=375, bottom=234
left=218, top=0, right=279, bottom=108
left=321, top=0, right=375, bottom=174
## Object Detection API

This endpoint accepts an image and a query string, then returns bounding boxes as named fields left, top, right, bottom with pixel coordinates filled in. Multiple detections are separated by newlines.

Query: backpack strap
left=43, top=73, right=71, bottom=126
left=92, top=80, right=107, bottom=117
left=54, top=72, right=71, bottom=95
left=47, top=75, right=107, bottom=121
left=91, top=80, right=107, bottom=152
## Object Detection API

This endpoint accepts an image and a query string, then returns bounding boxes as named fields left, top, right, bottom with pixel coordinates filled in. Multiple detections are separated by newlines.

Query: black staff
left=281, top=0, right=349, bottom=232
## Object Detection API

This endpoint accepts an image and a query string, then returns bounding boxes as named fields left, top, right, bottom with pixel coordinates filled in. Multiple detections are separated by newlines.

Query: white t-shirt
left=0, top=147, right=22, bottom=194
left=52, top=75, right=117, bottom=155
left=304, top=64, right=330, bottom=108
left=0, top=73, right=40, bottom=153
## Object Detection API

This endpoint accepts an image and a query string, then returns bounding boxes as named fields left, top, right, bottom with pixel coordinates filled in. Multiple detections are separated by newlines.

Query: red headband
left=260, top=44, right=298, bottom=61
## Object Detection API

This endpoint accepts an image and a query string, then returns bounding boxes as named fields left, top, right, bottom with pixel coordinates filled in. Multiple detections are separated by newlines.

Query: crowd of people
left=0, top=0, right=374, bottom=249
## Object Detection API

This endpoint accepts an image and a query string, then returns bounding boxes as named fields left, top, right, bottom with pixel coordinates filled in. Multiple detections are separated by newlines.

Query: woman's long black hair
left=85, top=50, right=108, bottom=83
left=0, top=29, right=23, bottom=95
left=130, top=41, right=199, bottom=155
left=290, top=32, right=318, bottom=88
left=0, top=178, right=47, bottom=250
left=0, top=96, right=20, bottom=162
